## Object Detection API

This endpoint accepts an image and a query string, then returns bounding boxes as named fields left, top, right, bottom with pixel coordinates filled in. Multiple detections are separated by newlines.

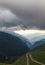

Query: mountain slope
left=0, top=31, right=31, bottom=63
left=31, top=39, right=45, bottom=50
left=31, top=44, right=45, bottom=63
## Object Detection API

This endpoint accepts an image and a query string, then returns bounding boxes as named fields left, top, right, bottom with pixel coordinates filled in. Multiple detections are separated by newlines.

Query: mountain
left=0, top=31, right=31, bottom=63
left=0, top=30, right=45, bottom=64
left=31, top=39, right=45, bottom=50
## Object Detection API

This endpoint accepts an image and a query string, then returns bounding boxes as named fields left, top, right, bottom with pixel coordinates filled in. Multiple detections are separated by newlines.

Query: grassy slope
left=31, top=44, right=45, bottom=64
left=28, top=55, right=40, bottom=65
left=14, top=55, right=27, bottom=65
left=0, top=63, right=12, bottom=65
left=15, top=54, right=40, bottom=65
left=0, top=54, right=40, bottom=65
left=0, top=55, right=27, bottom=65
left=0, top=44, right=45, bottom=65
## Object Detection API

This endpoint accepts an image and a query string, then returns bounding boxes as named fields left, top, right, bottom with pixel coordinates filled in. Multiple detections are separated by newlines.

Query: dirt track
left=29, top=54, right=45, bottom=65
left=26, top=54, right=29, bottom=65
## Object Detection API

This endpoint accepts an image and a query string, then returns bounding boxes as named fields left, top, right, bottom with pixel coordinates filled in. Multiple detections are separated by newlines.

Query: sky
left=0, top=0, right=45, bottom=30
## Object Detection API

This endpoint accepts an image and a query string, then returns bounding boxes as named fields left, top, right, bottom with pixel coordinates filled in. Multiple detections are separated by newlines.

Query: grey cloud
left=0, top=0, right=45, bottom=30
left=0, top=9, right=23, bottom=27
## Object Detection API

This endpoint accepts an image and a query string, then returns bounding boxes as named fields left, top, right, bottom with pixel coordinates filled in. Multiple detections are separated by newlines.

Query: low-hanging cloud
left=0, top=8, right=22, bottom=28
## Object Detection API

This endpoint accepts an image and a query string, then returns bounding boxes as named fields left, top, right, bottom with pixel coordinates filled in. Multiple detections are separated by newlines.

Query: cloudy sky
left=0, top=0, right=45, bottom=30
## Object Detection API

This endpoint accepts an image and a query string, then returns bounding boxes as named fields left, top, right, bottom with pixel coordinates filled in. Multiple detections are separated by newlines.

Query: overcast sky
left=0, top=0, right=45, bottom=30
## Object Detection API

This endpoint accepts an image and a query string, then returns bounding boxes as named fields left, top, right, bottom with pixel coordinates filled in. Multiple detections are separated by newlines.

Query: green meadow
left=31, top=44, right=45, bottom=64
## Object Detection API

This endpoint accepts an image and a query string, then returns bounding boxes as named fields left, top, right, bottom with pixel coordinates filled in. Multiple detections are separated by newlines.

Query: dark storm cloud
left=0, top=0, right=45, bottom=30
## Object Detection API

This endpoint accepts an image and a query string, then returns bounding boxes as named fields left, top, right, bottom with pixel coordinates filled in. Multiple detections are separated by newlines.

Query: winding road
left=29, top=54, right=45, bottom=65
left=26, top=53, right=45, bottom=65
